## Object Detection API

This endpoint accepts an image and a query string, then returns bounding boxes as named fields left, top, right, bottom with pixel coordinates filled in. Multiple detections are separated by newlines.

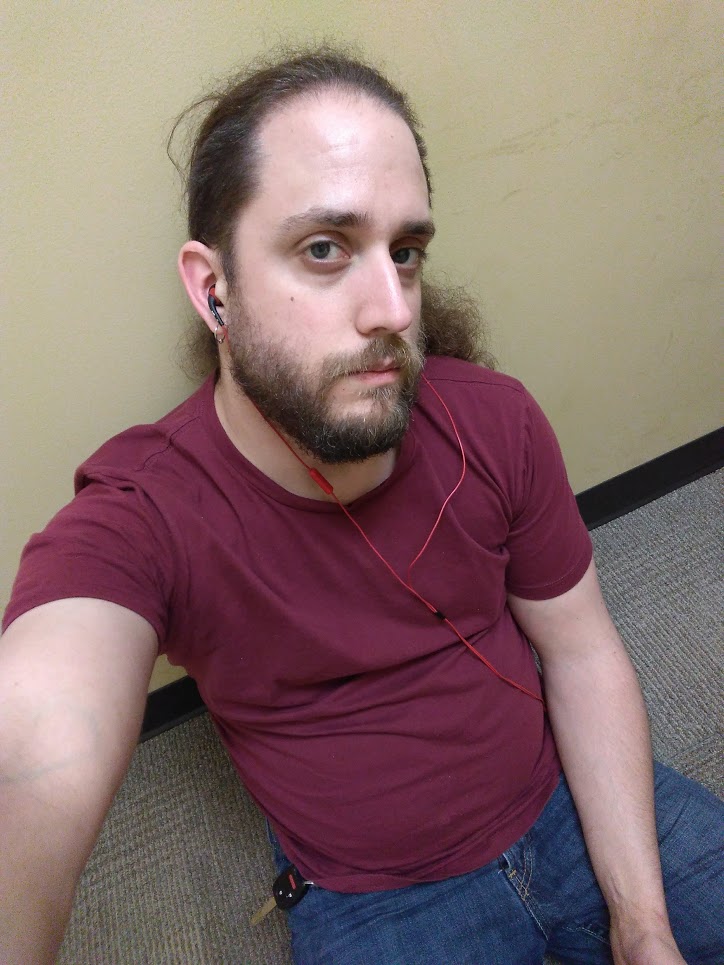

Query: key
left=250, top=896, right=278, bottom=926
left=250, top=864, right=311, bottom=925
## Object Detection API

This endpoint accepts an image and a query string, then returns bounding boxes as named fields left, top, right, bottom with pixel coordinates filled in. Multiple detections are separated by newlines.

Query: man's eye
left=392, top=247, right=425, bottom=268
left=307, top=240, right=341, bottom=260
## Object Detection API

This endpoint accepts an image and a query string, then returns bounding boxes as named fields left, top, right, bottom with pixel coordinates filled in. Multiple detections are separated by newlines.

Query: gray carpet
left=58, top=471, right=723, bottom=964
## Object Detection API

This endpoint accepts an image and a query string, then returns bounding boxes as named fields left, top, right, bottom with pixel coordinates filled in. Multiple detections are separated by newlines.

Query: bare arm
left=0, top=599, right=157, bottom=964
left=508, top=559, right=684, bottom=965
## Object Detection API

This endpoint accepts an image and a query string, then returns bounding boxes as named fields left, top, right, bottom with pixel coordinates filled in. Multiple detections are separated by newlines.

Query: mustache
left=320, top=336, right=424, bottom=383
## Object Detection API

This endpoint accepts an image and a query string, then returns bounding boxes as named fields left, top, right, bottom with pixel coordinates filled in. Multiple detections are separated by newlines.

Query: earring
left=214, top=324, right=226, bottom=345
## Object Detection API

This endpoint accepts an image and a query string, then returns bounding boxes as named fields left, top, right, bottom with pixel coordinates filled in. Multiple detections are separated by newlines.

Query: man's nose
left=355, top=252, right=416, bottom=337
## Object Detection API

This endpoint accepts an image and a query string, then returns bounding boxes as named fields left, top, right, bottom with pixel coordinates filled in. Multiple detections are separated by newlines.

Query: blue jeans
left=268, top=763, right=723, bottom=964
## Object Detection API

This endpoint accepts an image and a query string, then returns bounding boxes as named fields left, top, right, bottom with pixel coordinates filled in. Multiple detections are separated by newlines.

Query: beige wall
left=3, top=2, right=721, bottom=691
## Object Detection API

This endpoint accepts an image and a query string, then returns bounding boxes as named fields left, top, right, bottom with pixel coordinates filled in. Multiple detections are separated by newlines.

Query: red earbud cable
left=256, top=374, right=544, bottom=707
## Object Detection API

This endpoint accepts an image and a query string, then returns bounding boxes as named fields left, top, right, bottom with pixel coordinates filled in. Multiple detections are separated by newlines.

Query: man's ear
left=178, top=241, right=227, bottom=334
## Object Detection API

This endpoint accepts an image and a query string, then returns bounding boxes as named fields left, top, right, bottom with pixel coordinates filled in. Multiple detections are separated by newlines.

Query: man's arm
left=0, top=598, right=157, bottom=964
left=508, top=559, right=685, bottom=965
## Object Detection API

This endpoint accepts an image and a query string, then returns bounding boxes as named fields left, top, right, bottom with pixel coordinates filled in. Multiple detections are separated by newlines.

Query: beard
left=225, top=301, right=426, bottom=465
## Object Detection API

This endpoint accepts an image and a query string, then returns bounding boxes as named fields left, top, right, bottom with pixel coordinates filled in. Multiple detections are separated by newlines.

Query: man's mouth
left=352, top=359, right=400, bottom=375
left=349, top=365, right=401, bottom=385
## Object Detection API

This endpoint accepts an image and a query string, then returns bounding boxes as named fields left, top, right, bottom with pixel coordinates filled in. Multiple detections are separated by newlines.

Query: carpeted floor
left=58, top=471, right=723, bottom=964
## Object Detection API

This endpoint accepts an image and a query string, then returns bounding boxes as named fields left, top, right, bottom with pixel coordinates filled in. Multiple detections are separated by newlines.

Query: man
left=1, top=48, right=721, bottom=965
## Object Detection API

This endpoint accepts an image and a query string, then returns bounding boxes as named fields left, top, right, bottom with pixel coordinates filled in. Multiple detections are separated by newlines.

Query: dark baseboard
left=141, top=427, right=722, bottom=741
left=576, top=427, right=722, bottom=530
left=141, top=675, right=205, bottom=743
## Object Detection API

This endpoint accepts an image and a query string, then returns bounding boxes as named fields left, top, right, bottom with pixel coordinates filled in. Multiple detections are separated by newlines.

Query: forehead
left=245, top=90, right=430, bottom=230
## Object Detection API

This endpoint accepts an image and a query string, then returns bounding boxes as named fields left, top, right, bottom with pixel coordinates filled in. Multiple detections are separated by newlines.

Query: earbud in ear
left=207, top=285, right=225, bottom=327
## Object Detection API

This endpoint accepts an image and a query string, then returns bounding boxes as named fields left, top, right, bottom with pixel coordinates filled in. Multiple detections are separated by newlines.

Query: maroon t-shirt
left=4, top=357, right=592, bottom=891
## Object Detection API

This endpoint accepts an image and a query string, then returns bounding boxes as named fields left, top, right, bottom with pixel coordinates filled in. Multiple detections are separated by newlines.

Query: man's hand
left=610, top=917, right=686, bottom=964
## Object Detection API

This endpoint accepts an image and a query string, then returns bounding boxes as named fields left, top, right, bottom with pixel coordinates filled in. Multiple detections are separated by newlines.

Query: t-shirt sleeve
left=504, top=390, right=592, bottom=600
left=3, top=480, right=173, bottom=645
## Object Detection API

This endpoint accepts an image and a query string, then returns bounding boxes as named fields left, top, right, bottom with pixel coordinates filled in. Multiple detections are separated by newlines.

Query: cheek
left=264, top=298, right=332, bottom=367
left=281, top=287, right=344, bottom=339
left=409, top=289, right=423, bottom=323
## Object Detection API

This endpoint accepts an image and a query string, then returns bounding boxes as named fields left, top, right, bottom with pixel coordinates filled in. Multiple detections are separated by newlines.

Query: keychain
left=251, top=864, right=312, bottom=925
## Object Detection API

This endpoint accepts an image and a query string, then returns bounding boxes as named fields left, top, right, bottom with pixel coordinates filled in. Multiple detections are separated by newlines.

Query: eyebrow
left=278, top=206, right=436, bottom=239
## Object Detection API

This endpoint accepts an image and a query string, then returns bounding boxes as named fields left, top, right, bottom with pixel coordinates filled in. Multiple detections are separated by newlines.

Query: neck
left=213, top=370, right=400, bottom=504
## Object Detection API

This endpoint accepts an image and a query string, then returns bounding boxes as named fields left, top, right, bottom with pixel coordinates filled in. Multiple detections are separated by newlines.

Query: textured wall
left=2, top=2, right=721, bottom=688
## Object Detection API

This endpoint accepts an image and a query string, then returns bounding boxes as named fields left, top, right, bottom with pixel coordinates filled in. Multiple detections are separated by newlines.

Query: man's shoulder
left=421, top=356, right=529, bottom=405
left=416, top=357, right=542, bottom=457
left=74, top=376, right=214, bottom=490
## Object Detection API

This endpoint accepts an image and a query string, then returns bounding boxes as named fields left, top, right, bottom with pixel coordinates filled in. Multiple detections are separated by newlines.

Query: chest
left=164, top=453, right=514, bottom=701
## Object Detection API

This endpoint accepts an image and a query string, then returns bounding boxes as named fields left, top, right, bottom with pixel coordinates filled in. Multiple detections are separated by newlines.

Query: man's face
left=223, top=90, right=434, bottom=464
